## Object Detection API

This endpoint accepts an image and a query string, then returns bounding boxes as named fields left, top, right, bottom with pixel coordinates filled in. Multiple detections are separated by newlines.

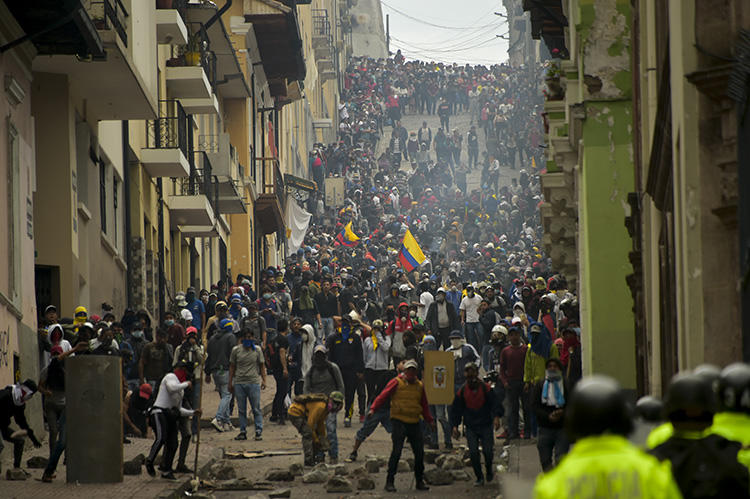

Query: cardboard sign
left=324, top=177, right=345, bottom=207
left=423, top=350, right=455, bottom=405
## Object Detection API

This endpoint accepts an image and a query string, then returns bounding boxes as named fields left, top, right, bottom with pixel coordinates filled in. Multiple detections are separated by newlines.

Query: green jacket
left=533, top=435, right=682, bottom=499
left=523, top=343, right=559, bottom=384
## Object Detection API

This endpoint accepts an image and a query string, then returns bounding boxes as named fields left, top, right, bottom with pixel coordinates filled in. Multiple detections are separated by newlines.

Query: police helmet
left=635, top=396, right=663, bottom=423
left=718, top=362, right=750, bottom=414
left=565, top=375, right=633, bottom=441
left=664, top=373, right=716, bottom=423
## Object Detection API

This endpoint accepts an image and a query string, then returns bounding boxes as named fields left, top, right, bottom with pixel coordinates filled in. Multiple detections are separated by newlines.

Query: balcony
left=26, top=0, right=157, bottom=120
left=156, top=6, right=188, bottom=46
left=165, top=23, right=216, bottom=100
left=199, top=133, right=246, bottom=214
left=141, top=100, right=191, bottom=178
left=245, top=0, right=306, bottom=100
left=254, top=157, right=286, bottom=235
left=184, top=3, right=251, bottom=99
left=168, top=152, right=218, bottom=229
left=312, top=9, right=333, bottom=60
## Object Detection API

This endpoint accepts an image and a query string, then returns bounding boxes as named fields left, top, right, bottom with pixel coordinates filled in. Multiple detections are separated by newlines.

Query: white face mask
left=450, top=338, right=463, bottom=349
left=409, top=310, right=416, bottom=318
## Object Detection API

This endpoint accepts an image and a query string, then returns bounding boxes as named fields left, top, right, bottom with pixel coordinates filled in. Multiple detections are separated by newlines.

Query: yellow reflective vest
left=533, top=435, right=682, bottom=499
left=647, top=422, right=674, bottom=449
left=710, top=412, right=750, bottom=445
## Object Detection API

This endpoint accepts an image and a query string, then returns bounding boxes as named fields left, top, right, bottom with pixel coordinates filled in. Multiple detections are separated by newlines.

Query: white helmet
left=399, top=284, right=410, bottom=293
left=491, top=325, right=508, bottom=335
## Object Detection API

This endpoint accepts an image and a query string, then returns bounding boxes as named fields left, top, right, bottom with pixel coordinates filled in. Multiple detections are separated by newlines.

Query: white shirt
left=418, top=292, right=434, bottom=321
left=459, top=294, right=483, bottom=323
left=151, top=373, right=195, bottom=417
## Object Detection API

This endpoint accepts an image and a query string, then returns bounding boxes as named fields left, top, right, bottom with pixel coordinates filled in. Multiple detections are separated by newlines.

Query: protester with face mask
left=258, top=287, right=279, bottom=333
left=184, top=287, right=206, bottom=333
left=531, top=358, right=570, bottom=471
left=387, top=302, right=414, bottom=367
left=144, top=368, right=201, bottom=480
left=122, top=323, right=148, bottom=392
left=425, top=287, right=459, bottom=350
left=460, top=285, right=484, bottom=350
left=164, top=311, right=185, bottom=350
left=0, top=379, right=42, bottom=480
left=205, top=301, right=228, bottom=340
left=303, top=345, right=345, bottom=463
left=288, top=391, right=344, bottom=466
left=205, top=318, right=238, bottom=432
left=242, top=301, right=267, bottom=349
left=287, top=318, right=305, bottom=396
left=173, top=327, right=205, bottom=439
left=369, top=359, right=435, bottom=492
left=450, top=362, right=502, bottom=486
left=139, top=328, right=173, bottom=391
left=229, top=328, right=267, bottom=441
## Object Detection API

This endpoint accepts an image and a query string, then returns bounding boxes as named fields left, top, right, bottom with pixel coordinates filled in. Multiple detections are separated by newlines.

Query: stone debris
left=450, top=470, right=471, bottom=481
left=396, top=459, right=410, bottom=472
left=364, top=458, right=380, bottom=473
left=326, top=475, right=353, bottom=493
left=265, top=469, right=294, bottom=481
left=269, top=489, right=292, bottom=498
left=26, top=456, right=49, bottom=469
left=423, top=467, right=454, bottom=486
left=288, top=462, right=304, bottom=477
left=209, top=460, right=237, bottom=480
left=302, top=469, right=329, bottom=483
left=357, top=476, right=376, bottom=490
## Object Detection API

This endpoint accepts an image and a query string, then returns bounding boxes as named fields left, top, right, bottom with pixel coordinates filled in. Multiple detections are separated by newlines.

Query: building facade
left=0, top=0, right=347, bottom=395
left=531, top=0, right=749, bottom=396
left=531, top=0, right=638, bottom=393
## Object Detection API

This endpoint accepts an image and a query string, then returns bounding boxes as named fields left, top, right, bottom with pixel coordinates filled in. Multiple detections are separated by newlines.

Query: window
left=7, top=119, right=20, bottom=300
left=113, top=174, right=119, bottom=249
left=99, top=161, right=107, bottom=233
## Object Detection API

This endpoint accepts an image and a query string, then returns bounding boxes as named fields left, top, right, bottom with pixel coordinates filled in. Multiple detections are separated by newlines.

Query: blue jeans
left=213, top=370, right=231, bottom=423
left=463, top=322, right=482, bottom=350
left=234, top=382, right=262, bottom=434
left=321, top=317, right=334, bottom=340
left=429, top=405, right=452, bottom=446
left=356, top=407, right=392, bottom=442
left=326, top=412, right=338, bottom=459
left=44, top=411, right=66, bottom=476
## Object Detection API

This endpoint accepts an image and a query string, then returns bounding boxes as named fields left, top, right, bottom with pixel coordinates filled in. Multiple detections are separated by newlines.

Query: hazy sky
left=380, top=0, right=510, bottom=65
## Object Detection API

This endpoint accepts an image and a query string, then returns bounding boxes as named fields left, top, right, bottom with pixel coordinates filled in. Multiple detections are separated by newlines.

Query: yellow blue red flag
left=398, top=229, right=426, bottom=272
left=336, top=221, right=360, bottom=247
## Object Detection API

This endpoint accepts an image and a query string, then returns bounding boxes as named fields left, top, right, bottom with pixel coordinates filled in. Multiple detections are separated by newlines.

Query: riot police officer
left=533, top=375, right=681, bottom=499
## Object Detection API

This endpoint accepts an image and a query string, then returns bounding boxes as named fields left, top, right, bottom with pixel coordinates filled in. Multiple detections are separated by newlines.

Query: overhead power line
left=381, top=0, right=506, bottom=30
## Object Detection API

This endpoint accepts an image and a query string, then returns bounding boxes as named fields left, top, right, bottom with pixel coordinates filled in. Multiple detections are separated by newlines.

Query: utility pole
left=386, top=14, right=390, bottom=55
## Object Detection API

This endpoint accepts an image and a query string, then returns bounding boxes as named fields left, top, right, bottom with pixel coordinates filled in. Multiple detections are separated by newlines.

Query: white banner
left=285, top=197, right=312, bottom=256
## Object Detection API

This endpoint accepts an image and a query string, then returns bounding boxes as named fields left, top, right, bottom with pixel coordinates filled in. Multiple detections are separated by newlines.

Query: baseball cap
left=231, top=293, right=242, bottom=303
left=436, top=287, right=446, bottom=294
left=215, top=300, right=227, bottom=310
left=219, top=318, right=234, bottom=331
left=372, top=319, right=384, bottom=329
left=186, top=326, right=198, bottom=337
left=44, top=304, right=57, bottom=314
left=313, top=344, right=328, bottom=354
left=449, top=330, right=464, bottom=339
left=404, top=359, right=418, bottom=370
left=139, top=383, right=153, bottom=399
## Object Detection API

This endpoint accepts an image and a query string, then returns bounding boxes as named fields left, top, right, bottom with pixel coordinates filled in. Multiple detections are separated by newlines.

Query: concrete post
left=66, top=355, right=123, bottom=483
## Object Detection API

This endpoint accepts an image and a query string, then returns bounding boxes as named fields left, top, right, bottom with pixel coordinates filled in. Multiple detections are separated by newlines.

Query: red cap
left=139, top=383, right=153, bottom=399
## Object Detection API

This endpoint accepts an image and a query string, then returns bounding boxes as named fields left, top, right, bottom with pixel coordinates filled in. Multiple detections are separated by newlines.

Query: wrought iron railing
left=177, top=22, right=216, bottom=87
left=312, top=9, right=331, bottom=37
left=176, top=151, right=219, bottom=215
left=146, top=100, right=188, bottom=157
left=86, top=0, right=129, bottom=46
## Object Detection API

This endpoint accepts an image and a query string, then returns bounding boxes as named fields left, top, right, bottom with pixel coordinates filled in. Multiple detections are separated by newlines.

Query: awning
left=284, top=174, right=317, bottom=192
left=245, top=0, right=306, bottom=99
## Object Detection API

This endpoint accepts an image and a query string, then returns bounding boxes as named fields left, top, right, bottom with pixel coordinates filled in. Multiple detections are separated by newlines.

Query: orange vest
left=390, top=377, right=424, bottom=424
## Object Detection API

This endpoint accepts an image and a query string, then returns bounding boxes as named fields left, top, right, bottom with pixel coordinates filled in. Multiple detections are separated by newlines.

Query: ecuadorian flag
left=336, top=221, right=360, bottom=247
left=398, top=229, right=426, bottom=272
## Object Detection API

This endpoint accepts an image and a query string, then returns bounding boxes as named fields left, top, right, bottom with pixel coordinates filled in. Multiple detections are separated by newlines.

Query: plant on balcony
left=544, top=62, right=564, bottom=101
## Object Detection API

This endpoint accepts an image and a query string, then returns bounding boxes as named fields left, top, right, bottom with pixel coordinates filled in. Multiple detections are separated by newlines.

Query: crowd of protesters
left=3, top=53, right=587, bottom=491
